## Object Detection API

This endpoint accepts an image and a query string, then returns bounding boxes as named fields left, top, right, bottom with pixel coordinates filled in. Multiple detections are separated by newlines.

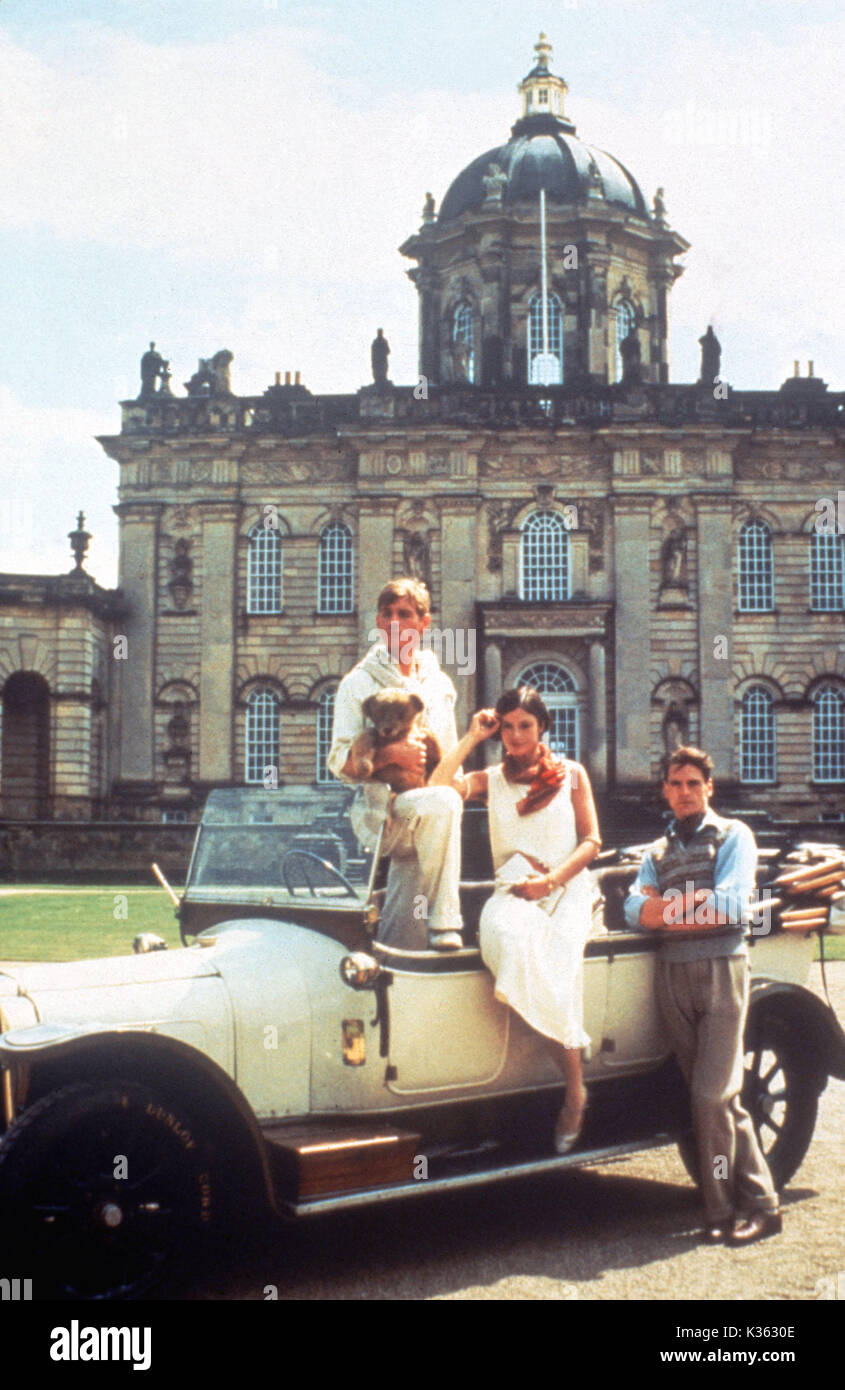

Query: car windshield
left=184, top=786, right=382, bottom=908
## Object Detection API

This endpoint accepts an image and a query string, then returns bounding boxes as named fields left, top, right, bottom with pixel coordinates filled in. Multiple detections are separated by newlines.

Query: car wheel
left=678, top=1008, right=820, bottom=1192
left=740, top=1008, right=819, bottom=1188
left=0, top=1080, right=215, bottom=1300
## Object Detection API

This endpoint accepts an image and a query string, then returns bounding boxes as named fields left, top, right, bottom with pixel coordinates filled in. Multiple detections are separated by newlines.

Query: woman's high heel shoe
left=554, top=1092, right=588, bottom=1155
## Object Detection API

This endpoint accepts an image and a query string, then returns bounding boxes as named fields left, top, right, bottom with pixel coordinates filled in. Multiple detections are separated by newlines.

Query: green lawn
left=0, top=883, right=842, bottom=963
left=0, top=886, right=184, bottom=962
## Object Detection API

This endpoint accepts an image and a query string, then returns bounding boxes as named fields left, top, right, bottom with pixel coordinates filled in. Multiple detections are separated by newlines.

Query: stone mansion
left=1, top=37, right=843, bottom=834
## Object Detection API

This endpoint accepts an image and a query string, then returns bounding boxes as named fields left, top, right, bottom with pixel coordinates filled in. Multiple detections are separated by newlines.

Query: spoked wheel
left=0, top=1081, right=215, bottom=1300
left=678, top=1006, right=820, bottom=1191
left=740, top=1009, right=819, bottom=1189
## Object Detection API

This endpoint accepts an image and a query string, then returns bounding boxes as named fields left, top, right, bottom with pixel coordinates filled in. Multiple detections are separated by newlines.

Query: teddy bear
left=348, top=688, right=442, bottom=793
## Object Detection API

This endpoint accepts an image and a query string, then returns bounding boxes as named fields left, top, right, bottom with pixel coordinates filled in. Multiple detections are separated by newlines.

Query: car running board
left=268, top=1131, right=676, bottom=1218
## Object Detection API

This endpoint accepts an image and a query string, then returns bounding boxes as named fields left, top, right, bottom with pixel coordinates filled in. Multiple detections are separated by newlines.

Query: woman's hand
left=509, top=874, right=552, bottom=902
left=468, top=709, right=500, bottom=744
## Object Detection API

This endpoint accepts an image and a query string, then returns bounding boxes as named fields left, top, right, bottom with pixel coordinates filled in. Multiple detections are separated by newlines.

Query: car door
left=382, top=944, right=608, bottom=1097
left=597, top=932, right=672, bottom=1072
left=383, top=952, right=511, bottom=1095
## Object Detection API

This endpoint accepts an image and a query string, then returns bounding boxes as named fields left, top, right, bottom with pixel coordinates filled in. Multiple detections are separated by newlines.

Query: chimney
left=793, top=361, right=800, bottom=377
left=808, top=361, right=814, bottom=377
left=284, top=371, right=291, bottom=385
left=295, top=371, right=301, bottom=386
left=274, top=372, right=281, bottom=385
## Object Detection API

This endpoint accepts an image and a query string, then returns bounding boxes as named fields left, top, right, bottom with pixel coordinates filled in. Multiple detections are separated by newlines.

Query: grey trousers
left=656, top=955, right=779, bottom=1223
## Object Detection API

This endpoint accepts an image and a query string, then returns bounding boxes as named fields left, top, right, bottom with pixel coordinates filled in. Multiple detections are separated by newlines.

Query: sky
left=1, top=0, right=842, bottom=586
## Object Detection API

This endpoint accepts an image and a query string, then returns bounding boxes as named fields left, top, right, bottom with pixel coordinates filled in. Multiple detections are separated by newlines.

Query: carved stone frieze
left=242, top=457, right=351, bottom=485
left=739, top=455, right=843, bottom=482
left=482, top=452, right=597, bottom=480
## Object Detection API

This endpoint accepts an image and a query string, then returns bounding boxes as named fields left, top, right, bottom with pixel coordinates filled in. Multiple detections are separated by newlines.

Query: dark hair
left=662, top=744, right=714, bottom=782
left=493, top=686, right=550, bottom=737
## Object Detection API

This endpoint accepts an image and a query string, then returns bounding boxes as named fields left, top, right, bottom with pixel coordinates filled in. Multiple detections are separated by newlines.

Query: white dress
left=479, top=762, right=593, bottom=1048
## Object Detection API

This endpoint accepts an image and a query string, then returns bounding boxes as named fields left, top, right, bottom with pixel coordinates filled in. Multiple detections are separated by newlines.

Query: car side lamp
left=339, top=953, right=381, bottom=989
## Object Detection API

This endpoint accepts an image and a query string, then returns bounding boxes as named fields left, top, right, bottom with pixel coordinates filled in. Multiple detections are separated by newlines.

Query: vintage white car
left=0, top=786, right=842, bottom=1300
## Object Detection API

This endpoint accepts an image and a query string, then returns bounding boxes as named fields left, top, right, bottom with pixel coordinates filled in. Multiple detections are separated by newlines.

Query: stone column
left=502, top=532, right=519, bottom=597
left=439, top=499, right=478, bottom=731
left=116, top=502, right=160, bottom=782
left=588, top=639, right=607, bottom=788
left=570, top=532, right=589, bottom=597
left=483, top=641, right=502, bottom=766
left=199, top=503, right=239, bottom=782
left=357, top=501, right=396, bottom=650
left=695, top=496, right=735, bottom=776
left=613, top=497, right=653, bottom=783
left=419, top=267, right=440, bottom=384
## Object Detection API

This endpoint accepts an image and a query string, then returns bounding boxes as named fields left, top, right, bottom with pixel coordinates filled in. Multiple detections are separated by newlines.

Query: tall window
left=316, top=686, right=337, bottom=783
left=737, top=521, right=773, bottom=612
left=247, top=525, right=283, bottom=614
left=740, top=686, right=776, bottom=783
left=318, top=523, right=354, bottom=613
left=810, top=531, right=845, bottom=611
left=516, top=661, right=579, bottom=760
left=527, top=291, right=563, bottom=385
left=812, top=684, right=845, bottom=783
left=452, top=302, right=475, bottom=383
left=613, top=299, right=635, bottom=382
left=246, top=689, right=280, bottom=784
left=519, top=510, right=570, bottom=601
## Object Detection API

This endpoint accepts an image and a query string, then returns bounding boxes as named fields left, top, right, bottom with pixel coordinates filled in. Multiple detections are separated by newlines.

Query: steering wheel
left=281, top=849, right=359, bottom=899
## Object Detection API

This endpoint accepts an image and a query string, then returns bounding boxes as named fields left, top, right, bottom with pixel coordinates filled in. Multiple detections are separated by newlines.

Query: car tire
left=677, top=1007, right=820, bottom=1192
left=0, top=1079, right=216, bottom=1300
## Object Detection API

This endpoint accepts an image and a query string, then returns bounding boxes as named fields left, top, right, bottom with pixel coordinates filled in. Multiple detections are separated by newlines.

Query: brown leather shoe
left=727, top=1209, right=782, bottom=1246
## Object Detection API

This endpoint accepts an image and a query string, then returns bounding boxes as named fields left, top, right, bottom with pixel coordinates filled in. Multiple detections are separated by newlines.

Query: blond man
left=328, top=578, right=464, bottom=951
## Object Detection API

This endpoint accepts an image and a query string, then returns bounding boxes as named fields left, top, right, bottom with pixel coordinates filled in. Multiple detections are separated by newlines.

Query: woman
left=429, top=686, right=602, bottom=1152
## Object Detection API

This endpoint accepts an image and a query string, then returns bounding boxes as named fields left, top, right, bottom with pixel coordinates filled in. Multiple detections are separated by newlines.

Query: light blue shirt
left=624, top=809, right=757, bottom=961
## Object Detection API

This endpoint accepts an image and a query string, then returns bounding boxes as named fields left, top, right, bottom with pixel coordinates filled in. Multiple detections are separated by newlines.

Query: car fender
left=0, top=1024, right=280, bottom=1212
left=748, top=979, right=845, bottom=1083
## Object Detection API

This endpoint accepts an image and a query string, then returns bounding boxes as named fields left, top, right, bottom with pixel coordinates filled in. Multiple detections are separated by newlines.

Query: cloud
left=0, top=386, right=117, bottom=584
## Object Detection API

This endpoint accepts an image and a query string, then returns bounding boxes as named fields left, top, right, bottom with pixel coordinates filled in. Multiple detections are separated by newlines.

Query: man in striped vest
left=625, top=746, right=781, bottom=1245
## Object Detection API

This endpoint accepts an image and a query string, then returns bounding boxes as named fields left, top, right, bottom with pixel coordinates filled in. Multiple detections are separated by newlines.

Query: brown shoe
left=727, top=1209, right=782, bottom=1246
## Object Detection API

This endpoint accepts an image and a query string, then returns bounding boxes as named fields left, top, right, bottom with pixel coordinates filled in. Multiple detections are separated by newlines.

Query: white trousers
left=378, top=786, right=464, bottom=949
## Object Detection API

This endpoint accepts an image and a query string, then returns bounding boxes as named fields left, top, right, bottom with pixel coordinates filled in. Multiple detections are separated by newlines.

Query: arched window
left=245, top=688, right=280, bottom=784
left=516, top=661, right=580, bottom=760
left=613, top=299, right=635, bottom=382
left=737, top=521, right=773, bottom=612
left=452, top=301, right=475, bottom=384
left=318, top=523, right=354, bottom=614
left=527, top=291, right=563, bottom=385
left=316, top=686, right=338, bottom=783
left=812, top=684, right=845, bottom=783
left=740, top=686, right=775, bottom=783
left=810, top=531, right=845, bottom=611
left=519, top=511, right=570, bottom=601
left=247, top=525, right=283, bottom=614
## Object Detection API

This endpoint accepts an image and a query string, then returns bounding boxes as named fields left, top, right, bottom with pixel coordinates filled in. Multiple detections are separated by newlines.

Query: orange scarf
left=503, top=743, right=568, bottom=815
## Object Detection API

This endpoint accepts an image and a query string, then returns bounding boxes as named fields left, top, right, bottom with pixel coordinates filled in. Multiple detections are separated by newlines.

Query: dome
left=438, top=117, right=649, bottom=224
left=437, top=36, right=648, bottom=225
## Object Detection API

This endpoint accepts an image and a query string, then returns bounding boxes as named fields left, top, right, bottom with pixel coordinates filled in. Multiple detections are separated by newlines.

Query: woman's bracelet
left=580, top=834, right=603, bottom=850
left=545, top=873, right=566, bottom=896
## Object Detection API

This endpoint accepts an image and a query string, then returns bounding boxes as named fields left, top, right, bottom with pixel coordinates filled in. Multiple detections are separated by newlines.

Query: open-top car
left=0, top=785, right=843, bottom=1299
